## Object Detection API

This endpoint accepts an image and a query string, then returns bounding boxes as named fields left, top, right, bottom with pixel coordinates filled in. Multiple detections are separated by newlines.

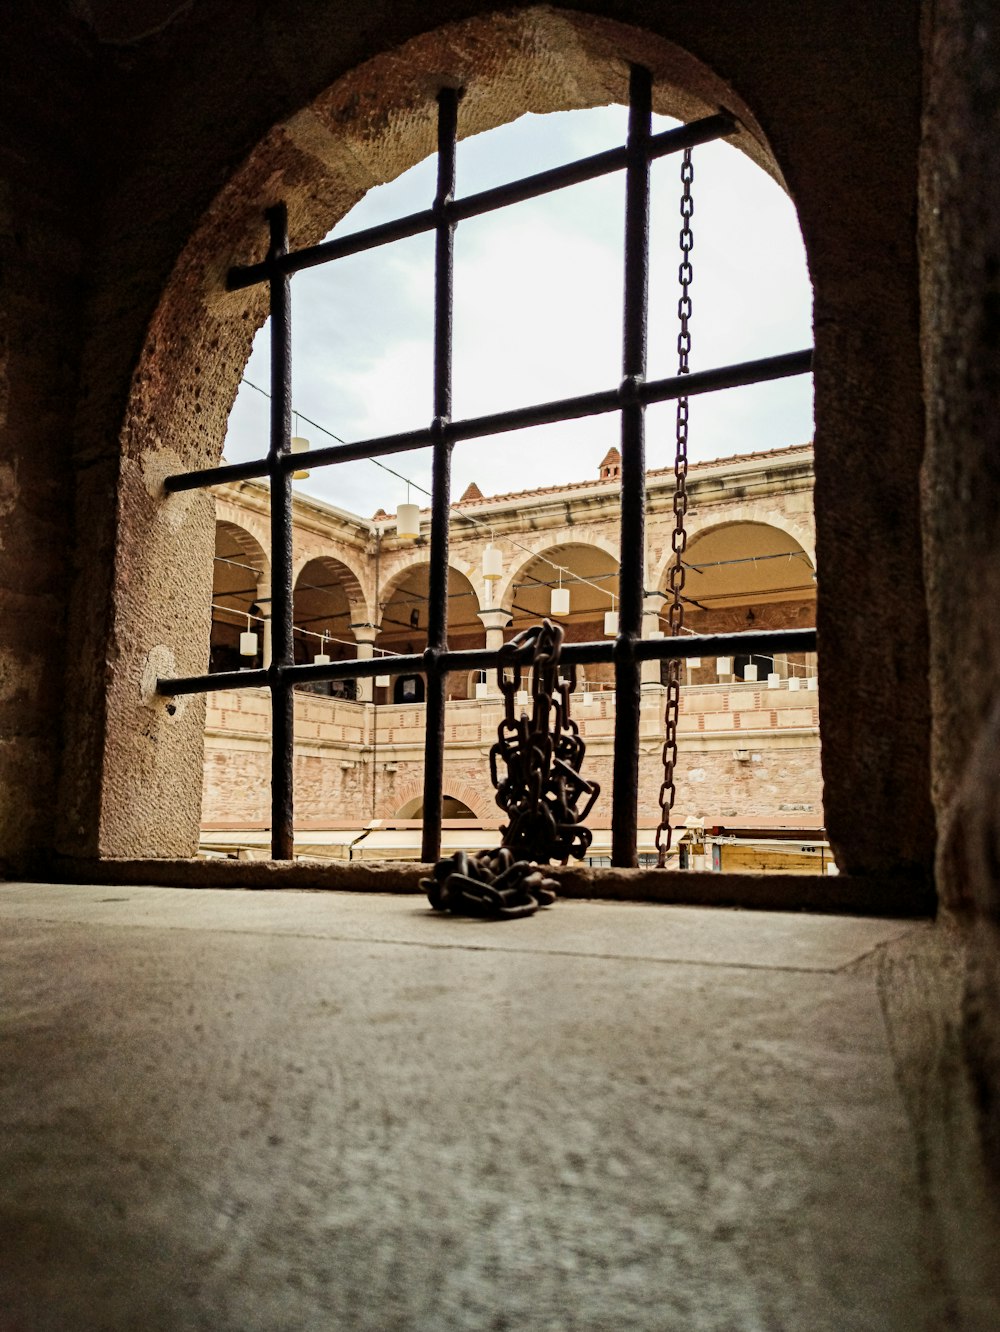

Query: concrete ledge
left=36, top=856, right=936, bottom=917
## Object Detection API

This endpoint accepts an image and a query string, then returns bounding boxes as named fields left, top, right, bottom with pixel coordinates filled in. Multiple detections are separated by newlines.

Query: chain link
left=423, top=618, right=599, bottom=917
left=656, top=149, right=694, bottom=867
left=492, top=619, right=599, bottom=864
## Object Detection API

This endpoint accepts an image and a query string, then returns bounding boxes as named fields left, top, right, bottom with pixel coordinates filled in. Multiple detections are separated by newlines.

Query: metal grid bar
left=158, top=68, right=816, bottom=866
left=164, top=348, right=811, bottom=493
left=225, top=114, right=736, bottom=291
left=159, top=626, right=819, bottom=696
left=266, top=205, right=295, bottom=860
left=420, top=87, right=459, bottom=865
left=612, top=64, right=652, bottom=868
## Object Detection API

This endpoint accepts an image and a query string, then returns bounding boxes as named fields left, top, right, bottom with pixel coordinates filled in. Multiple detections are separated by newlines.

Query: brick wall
left=202, top=682, right=822, bottom=831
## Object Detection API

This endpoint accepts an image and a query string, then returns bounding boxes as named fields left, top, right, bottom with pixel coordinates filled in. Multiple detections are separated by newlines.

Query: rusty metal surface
left=656, top=146, right=695, bottom=866
left=162, top=347, right=811, bottom=494
left=423, top=847, right=558, bottom=918
left=266, top=204, right=294, bottom=861
left=420, top=87, right=460, bottom=865
left=491, top=620, right=599, bottom=865
left=611, top=62, right=653, bottom=869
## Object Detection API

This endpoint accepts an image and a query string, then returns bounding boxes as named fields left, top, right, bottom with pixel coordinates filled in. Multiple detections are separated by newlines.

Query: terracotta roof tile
left=380, top=442, right=813, bottom=517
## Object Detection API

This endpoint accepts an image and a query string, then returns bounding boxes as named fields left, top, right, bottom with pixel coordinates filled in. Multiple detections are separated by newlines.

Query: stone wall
left=202, top=682, right=822, bottom=833
left=919, top=0, right=1000, bottom=1171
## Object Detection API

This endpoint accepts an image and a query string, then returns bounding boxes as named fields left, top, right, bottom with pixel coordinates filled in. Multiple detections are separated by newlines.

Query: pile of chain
left=424, top=847, right=558, bottom=920
left=423, top=619, right=599, bottom=919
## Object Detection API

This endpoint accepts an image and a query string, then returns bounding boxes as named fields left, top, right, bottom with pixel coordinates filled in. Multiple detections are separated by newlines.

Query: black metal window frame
left=159, top=65, right=816, bottom=867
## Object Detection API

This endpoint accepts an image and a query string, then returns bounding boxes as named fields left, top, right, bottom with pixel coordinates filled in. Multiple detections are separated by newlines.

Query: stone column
left=352, top=623, right=379, bottom=702
left=641, top=592, right=664, bottom=687
left=257, top=579, right=272, bottom=668
left=477, top=608, right=511, bottom=696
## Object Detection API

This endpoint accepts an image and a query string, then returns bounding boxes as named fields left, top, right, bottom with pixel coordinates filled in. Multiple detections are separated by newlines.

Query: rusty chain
left=492, top=619, right=599, bottom=864
left=656, top=148, right=694, bottom=867
left=423, top=618, right=599, bottom=918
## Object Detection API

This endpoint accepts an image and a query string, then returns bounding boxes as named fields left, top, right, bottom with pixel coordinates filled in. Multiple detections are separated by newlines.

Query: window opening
left=160, top=66, right=815, bottom=866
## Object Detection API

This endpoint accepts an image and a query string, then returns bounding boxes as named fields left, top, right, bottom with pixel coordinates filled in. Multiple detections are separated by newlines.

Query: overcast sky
left=223, top=106, right=813, bottom=518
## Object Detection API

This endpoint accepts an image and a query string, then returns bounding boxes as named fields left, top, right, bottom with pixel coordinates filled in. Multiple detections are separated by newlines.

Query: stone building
left=3, top=2, right=1000, bottom=1326
left=204, top=442, right=823, bottom=863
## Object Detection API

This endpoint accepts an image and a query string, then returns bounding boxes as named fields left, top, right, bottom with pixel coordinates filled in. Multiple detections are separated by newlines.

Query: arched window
left=160, top=67, right=814, bottom=866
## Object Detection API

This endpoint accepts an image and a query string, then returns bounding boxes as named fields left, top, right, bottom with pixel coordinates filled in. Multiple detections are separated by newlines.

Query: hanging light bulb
left=314, top=632, right=331, bottom=667
left=604, top=599, right=618, bottom=636
left=767, top=671, right=781, bottom=689
left=515, top=688, right=530, bottom=708
left=788, top=675, right=801, bottom=692
left=550, top=569, right=570, bottom=617
left=716, top=656, right=732, bottom=677
left=239, top=613, right=258, bottom=658
left=396, top=485, right=420, bottom=540
left=375, top=673, right=391, bottom=688
left=291, top=413, right=310, bottom=480
left=687, top=657, right=702, bottom=670
left=482, top=540, right=503, bottom=581
left=807, top=675, right=818, bottom=691
left=743, top=662, right=759, bottom=682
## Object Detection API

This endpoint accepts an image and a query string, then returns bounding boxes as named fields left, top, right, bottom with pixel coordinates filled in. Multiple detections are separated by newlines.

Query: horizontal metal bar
left=161, top=667, right=269, bottom=696
left=164, top=348, right=812, bottom=494
left=448, top=112, right=735, bottom=225
left=226, top=114, right=736, bottom=291
left=156, top=628, right=816, bottom=697
left=632, top=627, right=816, bottom=661
left=640, top=348, right=812, bottom=407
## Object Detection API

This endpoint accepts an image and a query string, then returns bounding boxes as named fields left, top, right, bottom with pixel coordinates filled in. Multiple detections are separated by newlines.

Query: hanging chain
left=656, top=148, right=694, bottom=867
left=422, top=619, right=599, bottom=918
left=491, top=619, right=599, bottom=864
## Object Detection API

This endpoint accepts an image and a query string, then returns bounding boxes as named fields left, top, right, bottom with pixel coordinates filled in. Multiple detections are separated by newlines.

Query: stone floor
left=0, top=883, right=981, bottom=1330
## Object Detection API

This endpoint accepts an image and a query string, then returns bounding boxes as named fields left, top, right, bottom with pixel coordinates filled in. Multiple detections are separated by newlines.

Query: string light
left=232, top=381, right=819, bottom=680
left=236, top=378, right=622, bottom=612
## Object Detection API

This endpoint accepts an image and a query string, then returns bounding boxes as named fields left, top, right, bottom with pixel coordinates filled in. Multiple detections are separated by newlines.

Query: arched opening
left=92, top=5, right=933, bottom=888
left=507, top=543, right=620, bottom=693
left=293, top=556, right=366, bottom=697
left=377, top=561, right=482, bottom=699
left=664, top=521, right=816, bottom=685
left=396, top=794, right=477, bottom=820
left=210, top=521, right=269, bottom=673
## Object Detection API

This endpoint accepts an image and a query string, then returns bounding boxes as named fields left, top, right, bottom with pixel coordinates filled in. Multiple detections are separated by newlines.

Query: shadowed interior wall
left=0, top=1, right=930, bottom=881
left=919, top=0, right=1000, bottom=1169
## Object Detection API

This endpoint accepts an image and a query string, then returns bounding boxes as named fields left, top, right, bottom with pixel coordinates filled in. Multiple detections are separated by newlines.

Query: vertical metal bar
left=420, top=86, right=460, bottom=864
left=612, top=65, right=652, bottom=869
left=267, top=203, right=295, bottom=860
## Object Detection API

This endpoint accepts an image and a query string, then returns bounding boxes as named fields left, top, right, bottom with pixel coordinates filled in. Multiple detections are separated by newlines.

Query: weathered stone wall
left=8, top=0, right=927, bottom=884
left=201, top=683, right=822, bottom=833
left=0, top=7, right=96, bottom=874
left=919, top=0, right=1000, bottom=1170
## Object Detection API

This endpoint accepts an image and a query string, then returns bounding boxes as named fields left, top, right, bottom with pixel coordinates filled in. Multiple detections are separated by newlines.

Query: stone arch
left=658, top=520, right=817, bottom=686
left=94, top=8, right=795, bottom=858
left=389, top=774, right=496, bottom=824
left=210, top=520, right=270, bottom=672
left=376, top=557, right=483, bottom=649
left=215, top=518, right=269, bottom=580
left=214, top=495, right=271, bottom=565
left=83, top=2, right=933, bottom=879
left=293, top=554, right=370, bottom=665
left=652, top=517, right=815, bottom=597
left=497, top=534, right=621, bottom=615
left=681, top=509, right=815, bottom=575
left=291, top=550, right=369, bottom=623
